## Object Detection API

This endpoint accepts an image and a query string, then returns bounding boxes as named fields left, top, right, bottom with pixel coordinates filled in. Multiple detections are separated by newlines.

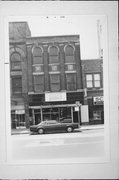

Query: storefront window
left=41, top=107, right=72, bottom=122
left=11, top=111, right=25, bottom=129
left=60, top=107, right=71, bottom=120
left=93, top=111, right=101, bottom=120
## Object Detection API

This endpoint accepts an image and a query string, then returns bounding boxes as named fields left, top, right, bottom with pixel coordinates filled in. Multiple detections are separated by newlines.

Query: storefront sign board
left=93, top=96, right=104, bottom=105
left=45, top=92, right=67, bottom=102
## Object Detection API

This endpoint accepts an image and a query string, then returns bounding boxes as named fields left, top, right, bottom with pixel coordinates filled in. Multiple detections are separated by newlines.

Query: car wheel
left=66, top=126, right=73, bottom=133
left=38, top=128, right=44, bottom=134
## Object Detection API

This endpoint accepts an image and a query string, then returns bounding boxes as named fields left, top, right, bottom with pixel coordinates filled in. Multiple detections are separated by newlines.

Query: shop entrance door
left=73, top=107, right=81, bottom=124
left=34, top=109, right=41, bottom=125
left=73, top=112, right=78, bottom=123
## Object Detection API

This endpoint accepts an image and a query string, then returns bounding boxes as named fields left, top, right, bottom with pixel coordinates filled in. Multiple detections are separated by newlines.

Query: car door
left=46, top=121, right=62, bottom=132
left=45, top=121, right=56, bottom=132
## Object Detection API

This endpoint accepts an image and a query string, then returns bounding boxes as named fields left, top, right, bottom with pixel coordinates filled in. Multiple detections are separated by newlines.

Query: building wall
left=81, top=59, right=104, bottom=124
left=26, top=35, right=82, bottom=95
left=26, top=35, right=84, bottom=125
left=9, top=21, right=104, bottom=128
left=9, top=22, right=31, bottom=41
left=9, top=22, right=31, bottom=128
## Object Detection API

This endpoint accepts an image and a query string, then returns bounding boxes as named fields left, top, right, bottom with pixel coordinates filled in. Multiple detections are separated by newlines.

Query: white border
left=0, top=1, right=118, bottom=179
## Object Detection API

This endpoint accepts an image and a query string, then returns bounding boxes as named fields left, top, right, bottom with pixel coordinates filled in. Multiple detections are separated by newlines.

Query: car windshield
left=38, top=121, right=47, bottom=125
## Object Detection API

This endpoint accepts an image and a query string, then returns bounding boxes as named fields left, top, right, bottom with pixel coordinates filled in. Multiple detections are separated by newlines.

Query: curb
left=80, top=125, right=104, bottom=131
left=11, top=125, right=104, bottom=135
left=11, top=130, right=30, bottom=135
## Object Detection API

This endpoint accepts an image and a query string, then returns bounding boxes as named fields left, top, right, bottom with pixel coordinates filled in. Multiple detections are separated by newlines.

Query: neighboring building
left=81, top=59, right=104, bottom=124
left=9, top=22, right=104, bottom=129
left=9, top=22, right=31, bottom=128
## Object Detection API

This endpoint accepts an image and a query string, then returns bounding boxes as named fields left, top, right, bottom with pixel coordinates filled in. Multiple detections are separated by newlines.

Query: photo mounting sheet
left=0, top=1, right=118, bottom=179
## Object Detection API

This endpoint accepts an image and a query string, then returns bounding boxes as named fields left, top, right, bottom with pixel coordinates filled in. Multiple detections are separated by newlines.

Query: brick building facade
left=26, top=35, right=83, bottom=126
left=9, top=22, right=104, bottom=129
left=9, top=22, right=31, bottom=128
left=81, top=59, right=104, bottom=124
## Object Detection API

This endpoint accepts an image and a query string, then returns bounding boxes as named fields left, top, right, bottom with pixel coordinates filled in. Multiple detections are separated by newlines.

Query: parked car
left=60, top=118, right=72, bottom=123
left=30, top=120, right=79, bottom=134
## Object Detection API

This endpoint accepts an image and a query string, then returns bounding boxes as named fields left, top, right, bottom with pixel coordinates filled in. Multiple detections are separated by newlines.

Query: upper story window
left=86, top=74, right=93, bottom=88
left=32, top=46, right=44, bottom=74
left=49, top=46, right=60, bottom=92
left=65, top=45, right=75, bottom=63
left=86, top=73, right=101, bottom=88
left=12, top=76, right=22, bottom=94
left=33, top=46, right=43, bottom=64
left=64, top=45, right=76, bottom=73
left=66, top=73, right=76, bottom=91
left=10, top=52, right=22, bottom=71
left=32, top=46, right=44, bottom=92
left=94, top=74, right=101, bottom=87
left=49, top=46, right=59, bottom=64
left=33, top=75, right=44, bottom=93
left=50, top=74, right=60, bottom=92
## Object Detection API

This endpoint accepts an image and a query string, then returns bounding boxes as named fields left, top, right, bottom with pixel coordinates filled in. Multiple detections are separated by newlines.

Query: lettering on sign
left=93, top=96, right=104, bottom=105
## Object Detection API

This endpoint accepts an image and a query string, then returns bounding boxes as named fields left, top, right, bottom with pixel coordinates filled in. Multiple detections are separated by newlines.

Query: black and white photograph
left=0, top=1, right=118, bottom=179
left=7, top=14, right=108, bottom=163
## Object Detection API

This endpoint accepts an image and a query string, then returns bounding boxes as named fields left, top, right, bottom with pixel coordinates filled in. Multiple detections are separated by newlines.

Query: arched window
left=32, top=46, right=44, bottom=74
left=32, top=46, right=44, bottom=92
left=64, top=45, right=76, bottom=90
left=10, top=52, right=22, bottom=70
left=65, top=45, right=75, bottom=63
left=10, top=52, right=22, bottom=94
left=49, top=46, right=59, bottom=64
left=33, top=47, right=43, bottom=64
left=49, top=46, right=60, bottom=92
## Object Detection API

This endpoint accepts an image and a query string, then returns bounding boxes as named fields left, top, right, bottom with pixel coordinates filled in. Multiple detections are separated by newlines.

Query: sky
left=26, top=15, right=105, bottom=59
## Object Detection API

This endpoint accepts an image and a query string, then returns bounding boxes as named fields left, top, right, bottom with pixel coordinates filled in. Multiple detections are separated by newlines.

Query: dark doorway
left=73, top=111, right=78, bottom=123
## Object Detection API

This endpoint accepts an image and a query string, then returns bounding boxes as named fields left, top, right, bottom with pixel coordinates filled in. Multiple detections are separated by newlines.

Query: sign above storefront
left=75, top=106, right=79, bottom=111
left=45, top=92, right=67, bottom=102
left=15, top=110, right=25, bottom=114
left=11, top=105, right=25, bottom=110
left=93, top=96, right=104, bottom=105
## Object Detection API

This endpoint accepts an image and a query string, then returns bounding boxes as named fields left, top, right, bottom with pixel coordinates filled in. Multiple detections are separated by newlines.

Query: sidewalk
left=11, top=124, right=104, bottom=135
left=11, top=127, right=30, bottom=135
left=80, top=124, right=104, bottom=131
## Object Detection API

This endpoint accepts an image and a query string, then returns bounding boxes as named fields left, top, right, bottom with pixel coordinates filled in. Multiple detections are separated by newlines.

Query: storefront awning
left=29, top=103, right=77, bottom=109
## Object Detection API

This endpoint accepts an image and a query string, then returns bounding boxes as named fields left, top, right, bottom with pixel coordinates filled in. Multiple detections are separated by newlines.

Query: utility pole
left=97, top=20, right=103, bottom=59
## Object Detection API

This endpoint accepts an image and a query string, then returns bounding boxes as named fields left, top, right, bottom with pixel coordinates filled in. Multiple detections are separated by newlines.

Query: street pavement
left=10, top=127, right=104, bottom=161
left=11, top=124, right=104, bottom=135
